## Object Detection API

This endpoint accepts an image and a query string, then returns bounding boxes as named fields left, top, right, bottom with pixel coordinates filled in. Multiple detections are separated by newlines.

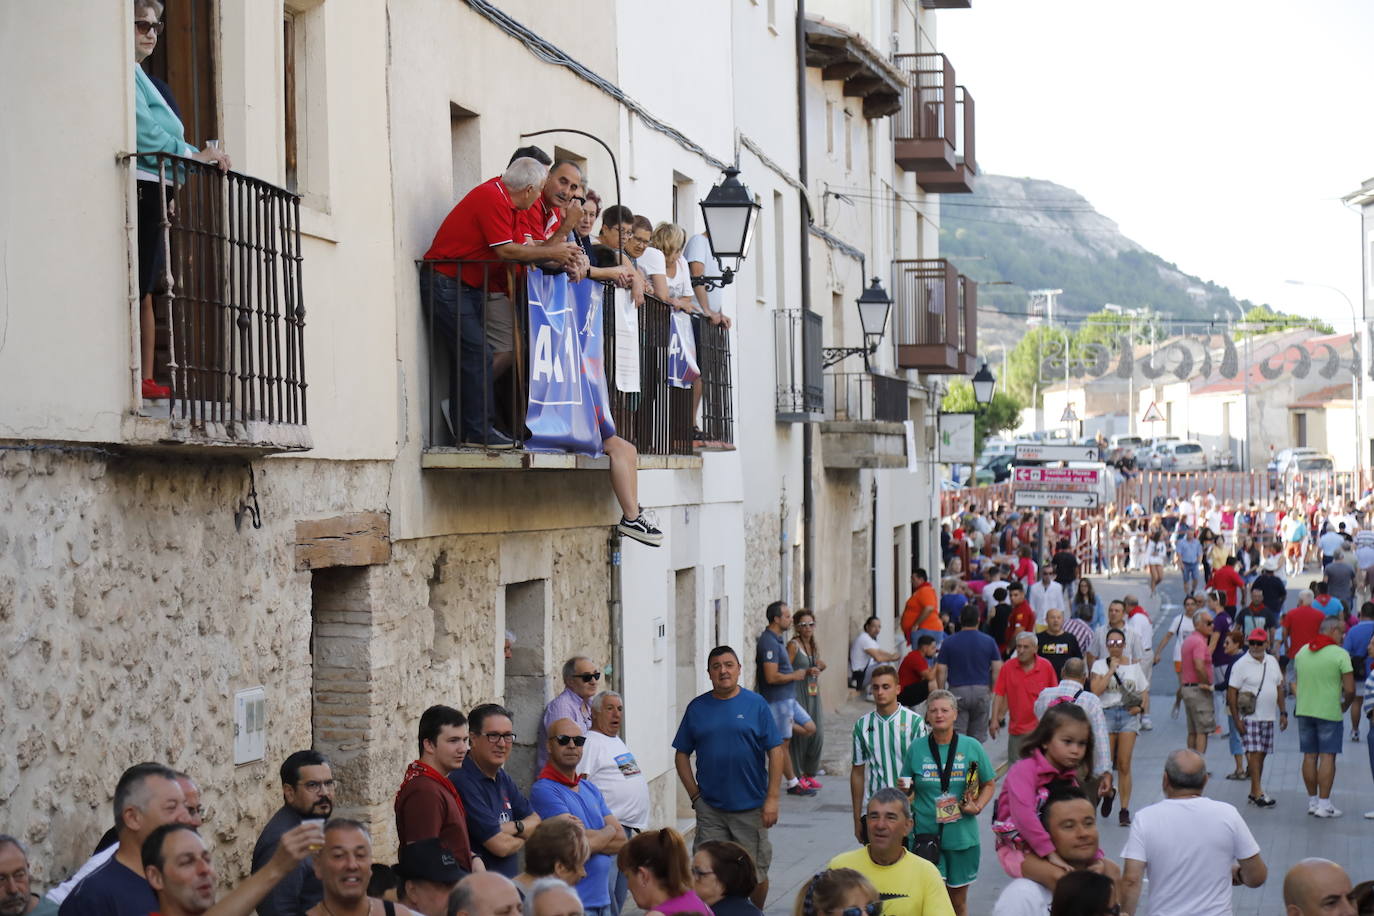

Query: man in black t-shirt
left=1036, top=608, right=1083, bottom=677
left=1051, top=539, right=1079, bottom=590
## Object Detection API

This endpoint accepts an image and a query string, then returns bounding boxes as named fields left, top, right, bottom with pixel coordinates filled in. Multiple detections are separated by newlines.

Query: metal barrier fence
left=141, top=152, right=307, bottom=427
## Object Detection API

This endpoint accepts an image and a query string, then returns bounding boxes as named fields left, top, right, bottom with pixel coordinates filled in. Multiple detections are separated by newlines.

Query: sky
left=937, top=0, right=1373, bottom=331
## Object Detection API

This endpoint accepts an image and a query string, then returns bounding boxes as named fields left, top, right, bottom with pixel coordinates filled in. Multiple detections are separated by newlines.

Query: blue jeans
left=422, top=270, right=495, bottom=441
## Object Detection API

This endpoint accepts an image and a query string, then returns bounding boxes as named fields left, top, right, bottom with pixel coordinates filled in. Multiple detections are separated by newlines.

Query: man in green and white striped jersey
left=849, top=665, right=928, bottom=842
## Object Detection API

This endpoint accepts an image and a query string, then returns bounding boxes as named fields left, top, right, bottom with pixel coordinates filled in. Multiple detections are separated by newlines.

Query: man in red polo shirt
left=1208, top=555, right=1246, bottom=611
left=1283, top=589, right=1327, bottom=673
left=990, top=631, right=1059, bottom=760
left=422, top=157, right=582, bottom=449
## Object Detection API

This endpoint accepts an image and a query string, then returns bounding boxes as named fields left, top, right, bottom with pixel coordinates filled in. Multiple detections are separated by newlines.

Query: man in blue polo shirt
left=449, top=704, right=540, bottom=877
left=674, top=645, right=782, bottom=909
left=531, top=718, right=625, bottom=916
left=934, top=606, right=1003, bottom=741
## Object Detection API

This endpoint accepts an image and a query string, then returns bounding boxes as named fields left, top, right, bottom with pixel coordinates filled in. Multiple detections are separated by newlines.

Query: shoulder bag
left=1113, top=668, right=1144, bottom=710
left=909, top=732, right=959, bottom=865
left=1236, top=658, right=1266, bottom=718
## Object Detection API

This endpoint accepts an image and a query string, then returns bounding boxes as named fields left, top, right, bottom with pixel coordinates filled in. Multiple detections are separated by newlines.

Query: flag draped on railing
left=525, top=269, right=617, bottom=456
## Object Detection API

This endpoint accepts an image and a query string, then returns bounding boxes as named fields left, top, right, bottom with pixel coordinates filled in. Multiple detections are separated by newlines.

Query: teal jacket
left=135, top=64, right=195, bottom=173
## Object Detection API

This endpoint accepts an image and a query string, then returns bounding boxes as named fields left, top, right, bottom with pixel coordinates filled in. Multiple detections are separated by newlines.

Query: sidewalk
left=758, top=570, right=1369, bottom=915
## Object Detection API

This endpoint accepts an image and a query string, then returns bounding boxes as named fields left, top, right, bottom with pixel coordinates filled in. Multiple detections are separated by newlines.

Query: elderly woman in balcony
left=640, top=223, right=698, bottom=313
left=133, top=0, right=231, bottom=400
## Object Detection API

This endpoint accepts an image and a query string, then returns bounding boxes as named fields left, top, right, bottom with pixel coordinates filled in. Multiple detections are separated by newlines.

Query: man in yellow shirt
left=828, top=788, right=954, bottom=916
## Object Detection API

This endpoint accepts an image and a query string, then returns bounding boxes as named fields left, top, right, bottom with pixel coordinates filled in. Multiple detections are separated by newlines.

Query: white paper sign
left=613, top=288, right=640, bottom=393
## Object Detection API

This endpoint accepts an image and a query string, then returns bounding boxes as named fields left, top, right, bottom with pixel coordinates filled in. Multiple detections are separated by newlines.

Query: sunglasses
left=838, top=905, right=882, bottom=916
left=1248, top=641, right=1266, bottom=646
left=553, top=735, right=587, bottom=747
left=135, top=20, right=164, bottom=36
left=575, top=671, right=602, bottom=683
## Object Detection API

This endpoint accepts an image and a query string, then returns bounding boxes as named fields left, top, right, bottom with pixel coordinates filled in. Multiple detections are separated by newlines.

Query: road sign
left=1060, top=404, right=1079, bottom=423
left=1015, top=443, right=1101, bottom=462
left=1013, top=467, right=1101, bottom=489
left=1141, top=401, right=1165, bottom=424
left=1014, top=489, right=1099, bottom=509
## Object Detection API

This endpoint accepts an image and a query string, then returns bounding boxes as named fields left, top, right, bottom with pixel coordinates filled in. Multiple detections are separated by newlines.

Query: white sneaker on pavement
left=1308, top=799, right=1320, bottom=815
left=1364, top=810, right=1374, bottom=819
left=1315, top=804, right=1343, bottom=818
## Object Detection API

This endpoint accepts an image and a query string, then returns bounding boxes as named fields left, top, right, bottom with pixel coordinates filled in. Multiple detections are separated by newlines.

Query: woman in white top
left=1090, top=627, right=1147, bottom=827
left=1144, top=529, right=1167, bottom=596
left=639, top=223, right=697, bottom=312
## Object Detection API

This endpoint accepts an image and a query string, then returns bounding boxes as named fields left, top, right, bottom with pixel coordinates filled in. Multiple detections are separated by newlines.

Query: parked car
left=1280, top=452, right=1334, bottom=482
left=1107, top=435, right=1144, bottom=469
left=1155, top=440, right=1208, bottom=472
left=1267, top=447, right=1321, bottom=487
left=979, top=453, right=1015, bottom=482
left=1209, top=446, right=1237, bottom=470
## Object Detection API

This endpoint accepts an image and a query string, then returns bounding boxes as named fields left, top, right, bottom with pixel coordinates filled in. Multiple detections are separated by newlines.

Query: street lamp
left=971, top=362, right=996, bottom=406
left=1286, top=279, right=1364, bottom=480
left=694, top=167, right=762, bottom=291
left=822, top=277, right=894, bottom=368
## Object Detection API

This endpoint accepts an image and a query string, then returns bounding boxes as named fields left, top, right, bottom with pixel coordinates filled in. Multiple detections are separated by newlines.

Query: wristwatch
left=514, top=819, right=525, bottom=836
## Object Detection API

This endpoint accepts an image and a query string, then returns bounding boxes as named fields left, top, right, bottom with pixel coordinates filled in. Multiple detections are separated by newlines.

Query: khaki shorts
left=1182, top=685, right=1215, bottom=734
left=693, top=797, right=772, bottom=879
left=484, top=293, right=514, bottom=353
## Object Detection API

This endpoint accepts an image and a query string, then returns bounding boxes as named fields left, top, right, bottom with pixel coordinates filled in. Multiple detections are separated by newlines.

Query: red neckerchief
left=1129, top=605, right=1150, bottom=621
left=538, top=763, right=582, bottom=788
left=397, top=760, right=463, bottom=807
left=1308, top=634, right=1340, bottom=652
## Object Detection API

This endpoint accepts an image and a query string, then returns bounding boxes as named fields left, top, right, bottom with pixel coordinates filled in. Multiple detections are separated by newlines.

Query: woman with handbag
left=898, top=690, right=995, bottom=916
left=1226, top=628, right=1286, bottom=807
left=1089, top=628, right=1146, bottom=827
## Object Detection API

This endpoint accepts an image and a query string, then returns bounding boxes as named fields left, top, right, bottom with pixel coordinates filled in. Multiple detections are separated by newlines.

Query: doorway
left=674, top=567, right=698, bottom=818
left=504, top=579, right=547, bottom=782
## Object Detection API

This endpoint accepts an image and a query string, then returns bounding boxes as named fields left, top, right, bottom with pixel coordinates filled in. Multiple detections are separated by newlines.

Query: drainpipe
left=870, top=476, right=878, bottom=617
left=607, top=530, right=624, bottom=695
left=797, top=0, right=815, bottom=611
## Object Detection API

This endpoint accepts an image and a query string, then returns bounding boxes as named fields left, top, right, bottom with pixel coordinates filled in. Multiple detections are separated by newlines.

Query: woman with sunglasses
left=1089, top=628, right=1145, bottom=827
left=618, top=829, right=711, bottom=916
left=792, top=868, right=882, bottom=916
left=788, top=610, right=827, bottom=789
left=132, top=0, right=231, bottom=401
left=532, top=719, right=625, bottom=916
left=692, top=841, right=762, bottom=916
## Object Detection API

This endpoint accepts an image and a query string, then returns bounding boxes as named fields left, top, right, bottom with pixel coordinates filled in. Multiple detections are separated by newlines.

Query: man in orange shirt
left=901, top=569, right=942, bottom=649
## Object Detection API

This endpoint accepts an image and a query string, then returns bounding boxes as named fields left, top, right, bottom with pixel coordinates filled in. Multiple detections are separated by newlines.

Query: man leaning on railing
left=422, top=157, right=582, bottom=449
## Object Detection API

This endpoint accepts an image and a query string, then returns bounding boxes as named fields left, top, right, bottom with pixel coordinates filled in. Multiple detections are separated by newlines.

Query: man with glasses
left=396, top=705, right=477, bottom=872
left=252, top=750, right=335, bottom=916
left=1227, top=628, right=1286, bottom=807
left=450, top=704, right=540, bottom=877
left=828, top=788, right=952, bottom=916
left=537, top=658, right=603, bottom=768
left=531, top=719, right=625, bottom=916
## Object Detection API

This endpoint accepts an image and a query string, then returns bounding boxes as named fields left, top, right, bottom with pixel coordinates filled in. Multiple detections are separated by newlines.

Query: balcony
left=892, top=259, right=962, bottom=373
left=893, top=54, right=977, bottom=193
left=419, top=263, right=726, bottom=469
left=123, top=153, right=310, bottom=454
left=920, top=0, right=972, bottom=7
left=820, top=371, right=910, bottom=469
left=957, top=274, right=978, bottom=373
left=775, top=309, right=824, bottom=422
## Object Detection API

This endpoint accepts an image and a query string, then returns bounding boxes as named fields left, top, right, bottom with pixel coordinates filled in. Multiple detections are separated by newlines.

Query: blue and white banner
left=668, top=311, right=700, bottom=389
left=525, top=269, right=617, bottom=456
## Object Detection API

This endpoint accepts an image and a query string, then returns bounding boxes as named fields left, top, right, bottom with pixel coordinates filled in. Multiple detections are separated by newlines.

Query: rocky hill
left=939, top=175, right=1263, bottom=352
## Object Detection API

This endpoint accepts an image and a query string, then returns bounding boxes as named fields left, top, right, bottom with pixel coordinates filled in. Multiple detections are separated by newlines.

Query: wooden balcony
left=957, top=274, right=978, bottom=373
left=893, top=54, right=957, bottom=173
left=892, top=259, right=962, bottom=374
left=915, top=87, right=976, bottom=194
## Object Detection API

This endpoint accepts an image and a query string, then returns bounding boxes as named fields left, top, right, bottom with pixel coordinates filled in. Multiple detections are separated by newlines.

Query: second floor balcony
left=892, top=259, right=977, bottom=374
left=418, top=262, right=731, bottom=470
left=893, top=54, right=978, bottom=194
left=820, top=371, right=910, bottom=469
left=124, top=152, right=311, bottom=453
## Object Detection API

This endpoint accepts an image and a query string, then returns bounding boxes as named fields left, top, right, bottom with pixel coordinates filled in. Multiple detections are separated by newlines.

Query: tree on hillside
left=1233, top=303, right=1333, bottom=338
left=943, top=380, right=1023, bottom=454
left=1005, top=325, right=1066, bottom=407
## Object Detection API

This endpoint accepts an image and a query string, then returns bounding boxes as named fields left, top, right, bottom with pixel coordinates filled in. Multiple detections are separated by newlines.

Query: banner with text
left=668, top=311, right=700, bottom=388
left=525, top=270, right=617, bottom=456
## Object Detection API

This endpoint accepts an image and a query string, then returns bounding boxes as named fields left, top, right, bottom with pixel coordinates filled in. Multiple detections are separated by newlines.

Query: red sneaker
left=142, top=378, right=172, bottom=399
left=802, top=776, right=823, bottom=789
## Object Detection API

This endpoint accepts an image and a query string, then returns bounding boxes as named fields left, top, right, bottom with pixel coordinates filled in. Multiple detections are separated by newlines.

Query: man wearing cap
left=395, top=839, right=465, bottom=916
left=1227, top=629, right=1286, bottom=807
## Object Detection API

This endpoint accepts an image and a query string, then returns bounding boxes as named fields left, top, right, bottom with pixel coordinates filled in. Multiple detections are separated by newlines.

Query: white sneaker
left=1363, top=810, right=1374, bottom=819
left=1315, top=804, right=1343, bottom=818
left=1308, top=799, right=1320, bottom=815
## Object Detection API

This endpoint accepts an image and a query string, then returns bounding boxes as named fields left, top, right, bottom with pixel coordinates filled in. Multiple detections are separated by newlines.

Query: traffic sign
left=1014, top=490, right=1099, bottom=509
left=1013, top=467, right=1101, bottom=489
left=1141, top=401, right=1165, bottom=424
left=1015, top=443, right=1101, bottom=462
left=1060, top=404, right=1079, bottom=423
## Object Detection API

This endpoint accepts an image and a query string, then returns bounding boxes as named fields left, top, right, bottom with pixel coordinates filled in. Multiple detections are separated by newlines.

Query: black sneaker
left=786, top=784, right=817, bottom=797
left=462, top=428, right=517, bottom=450
left=618, top=513, right=663, bottom=547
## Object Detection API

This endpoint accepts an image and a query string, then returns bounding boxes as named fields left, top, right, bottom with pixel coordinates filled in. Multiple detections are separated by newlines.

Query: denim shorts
left=1297, top=715, right=1343, bottom=755
left=1105, top=705, right=1140, bottom=733
left=769, top=697, right=813, bottom=738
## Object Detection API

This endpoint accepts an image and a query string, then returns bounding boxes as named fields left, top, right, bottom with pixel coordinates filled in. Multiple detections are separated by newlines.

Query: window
left=1295, top=412, right=1308, bottom=447
left=283, top=1, right=330, bottom=211
left=825, top=100, right=835, bottom=155
left=673, top=173, right=696, bottom=233
left=844, top=110, right=853, bottom=171
left=450, top=104, right=480, bottom=200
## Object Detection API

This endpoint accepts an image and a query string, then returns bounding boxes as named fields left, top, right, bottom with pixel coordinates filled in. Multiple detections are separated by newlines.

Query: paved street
left=759, top=569, right=1371, bottom=915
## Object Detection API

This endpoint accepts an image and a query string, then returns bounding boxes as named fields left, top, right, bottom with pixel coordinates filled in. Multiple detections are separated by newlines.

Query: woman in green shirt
left=899, top=690, right=996, bottom=916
